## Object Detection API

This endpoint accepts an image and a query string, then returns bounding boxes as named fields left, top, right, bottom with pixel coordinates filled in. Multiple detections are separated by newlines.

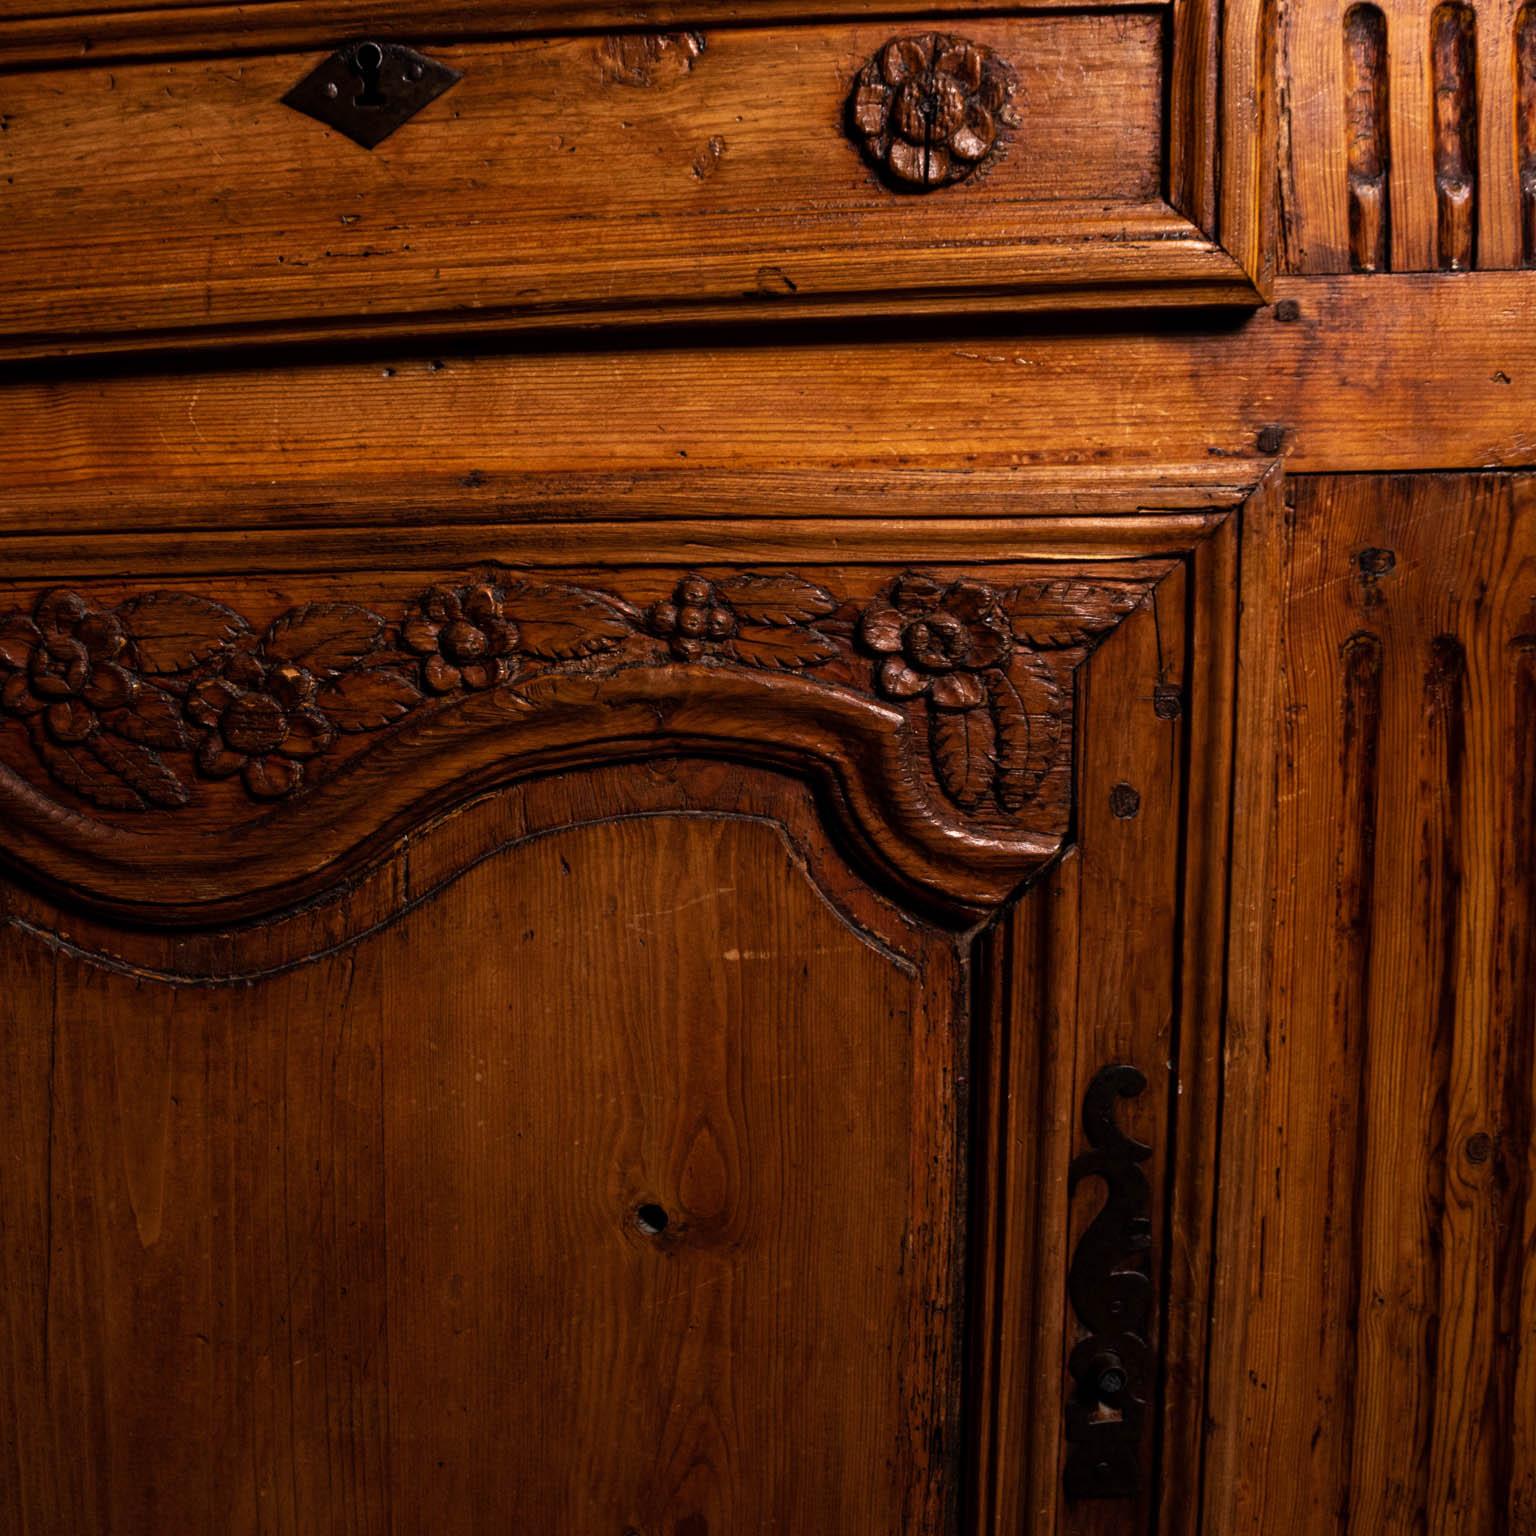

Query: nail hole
left=635, top=1203, right=669, bottom=1236
left=1109, top=782, right=1141, bottom=819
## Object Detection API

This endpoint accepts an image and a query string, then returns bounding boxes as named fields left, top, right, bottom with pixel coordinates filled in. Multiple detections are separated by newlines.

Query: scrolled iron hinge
left=1064, top=1063, right=1153, bottom=1501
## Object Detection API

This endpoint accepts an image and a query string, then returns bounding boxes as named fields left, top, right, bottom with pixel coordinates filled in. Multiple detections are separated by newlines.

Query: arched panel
left=0, top=780, right=964, bottom=1533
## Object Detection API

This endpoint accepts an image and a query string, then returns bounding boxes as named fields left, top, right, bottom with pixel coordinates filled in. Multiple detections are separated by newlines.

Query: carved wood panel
left=0, top=500, right=1246, bottom=1535
left=0, top=765, right=968, bottom=1533
left=0, top=559, right=1164, bottom=924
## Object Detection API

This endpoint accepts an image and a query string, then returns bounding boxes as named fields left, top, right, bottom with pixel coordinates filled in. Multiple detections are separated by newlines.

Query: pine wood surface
left=0, top=7, right=1260, bottom=354
left=0, top=276, right=1532, bottom=534
left=0, top=769, right=964, bottom=1532
left=1209, top=473, right=1536, bottom=1536
left=1, top=0, right=1535, bottom=1530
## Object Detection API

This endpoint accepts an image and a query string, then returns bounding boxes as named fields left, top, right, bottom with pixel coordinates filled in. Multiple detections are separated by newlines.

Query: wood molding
left=10, top=276, right=1536, bottom=524
left=0, top=5, right=1262, bottom=360
left=0, top=0, right=1159, bottom=64
left=0, top=552, right=1204, bottom=926
left=961, top=488, right=1247, bottom=1535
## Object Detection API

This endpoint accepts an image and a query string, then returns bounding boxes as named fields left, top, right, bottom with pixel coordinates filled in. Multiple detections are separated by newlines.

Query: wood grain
left=0, top=764, right=966, bottom=1532
left=0, top=13, right=1261, bottom=354
left=1210, top=472, right=1536, bottom=1536
left=3, top=276, right=1536, bottom=526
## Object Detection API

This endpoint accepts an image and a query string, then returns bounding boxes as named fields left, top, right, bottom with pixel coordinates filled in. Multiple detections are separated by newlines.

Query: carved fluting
left=1343, top=5, right=1391, bottom=273
left=0, top=570, right=1141, bottom=820
left=1064, top=1064, right=1154, bottom=1501
left=1519, top=6, right=1536, bottom=264
left=1431, top=4, right=1479, bottom=271
left=1289, top=3, right=1536, bottom=272
left=848, top=34, right=1016, bottom=191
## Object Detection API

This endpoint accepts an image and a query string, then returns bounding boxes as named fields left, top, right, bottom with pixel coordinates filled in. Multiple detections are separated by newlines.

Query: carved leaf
left=1007, top=580, right=1144, bottom=650
left=501, top=583, right=632, bottom=660
left=265, top=604, right=385, bottom=675
left=996, top=653, right=1063, bottom=809
left=930, top=702, right=996, bottom=810
left=724, top=627, right=840, bottom=670
left=103, top=686, right=194, bottom=751
left=117, top=593, right=245, bottom=674
left=718, top=574, right=838, bottom=626
left=37, top=736, right=146, bottom=811
left=990, top=669, right=1033, bottom=812
left=87, top=734, right=191, bottom=809
left=319, top=668, right=424, bottom=732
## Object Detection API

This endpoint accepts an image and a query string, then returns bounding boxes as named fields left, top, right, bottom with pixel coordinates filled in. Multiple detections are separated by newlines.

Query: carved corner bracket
left=0, top=563, right=1158, bottom=926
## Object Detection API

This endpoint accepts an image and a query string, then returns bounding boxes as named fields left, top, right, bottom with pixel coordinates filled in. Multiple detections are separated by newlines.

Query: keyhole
left=351, top=42, right=387, bottom=108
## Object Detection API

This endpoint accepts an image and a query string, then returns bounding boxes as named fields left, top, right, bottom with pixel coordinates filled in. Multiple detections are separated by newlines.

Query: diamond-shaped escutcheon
left=282, top=41, right=462, bottom=150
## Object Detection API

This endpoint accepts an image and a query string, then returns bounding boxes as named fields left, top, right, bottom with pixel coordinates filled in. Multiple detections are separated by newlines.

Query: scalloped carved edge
left=0, top=563, right=1160, bottom=927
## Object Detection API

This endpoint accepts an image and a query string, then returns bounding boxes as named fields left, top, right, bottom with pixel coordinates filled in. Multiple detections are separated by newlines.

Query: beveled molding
left=0, top=0, right=1268, bottom=360
left=0, top=499, right=1256, bottom=929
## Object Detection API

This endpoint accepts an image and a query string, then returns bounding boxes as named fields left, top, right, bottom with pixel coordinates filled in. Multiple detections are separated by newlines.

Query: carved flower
left=188, top=650, right=336, bottom=800
left=404, top=584, right=520, bottom=693
left=849, top=34, right=1015, bottom=190
left=648, top=576, right=738, bottom=660
left=0, top=589, right=137, bottom=745
left=860, top=573, right=1012, bottom=708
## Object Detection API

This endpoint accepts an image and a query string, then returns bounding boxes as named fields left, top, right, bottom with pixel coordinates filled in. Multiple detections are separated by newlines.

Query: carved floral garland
left=0, top=571, right=1135, bottom=817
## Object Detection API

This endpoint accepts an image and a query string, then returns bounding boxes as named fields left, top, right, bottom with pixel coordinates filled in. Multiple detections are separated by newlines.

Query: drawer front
left=0, top=2, right=1256, bottom=356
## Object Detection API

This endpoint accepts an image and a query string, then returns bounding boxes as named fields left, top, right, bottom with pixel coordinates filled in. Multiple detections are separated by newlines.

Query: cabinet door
left=0, top=512, right=1244, bottom=1534
left=1210, top=474, right=1536, bottom=1534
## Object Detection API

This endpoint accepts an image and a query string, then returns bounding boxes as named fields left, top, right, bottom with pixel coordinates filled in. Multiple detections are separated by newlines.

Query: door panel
left=1212, top=473, right=1536, bottom=1535
left=0, top=797, right=960, bottom=1532
left=382, top=813, right=952, bottom=1534
left=0, top=517, right=1242, bottom=1533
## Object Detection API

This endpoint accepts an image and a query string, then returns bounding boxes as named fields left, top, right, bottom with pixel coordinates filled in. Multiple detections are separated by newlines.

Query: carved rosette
left=848, top=33, right=1017, bottom=191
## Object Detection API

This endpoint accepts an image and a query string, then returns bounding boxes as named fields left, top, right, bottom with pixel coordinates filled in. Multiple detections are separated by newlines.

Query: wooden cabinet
left=0, top=4, right=1532, bottom=1534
